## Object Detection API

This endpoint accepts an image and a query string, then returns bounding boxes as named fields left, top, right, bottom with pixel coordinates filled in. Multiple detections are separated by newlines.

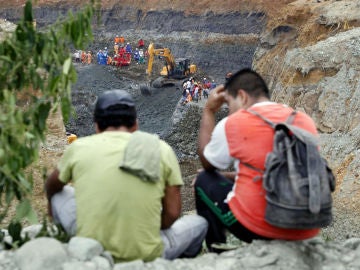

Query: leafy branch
left=0, top=0, right=94, bottom=224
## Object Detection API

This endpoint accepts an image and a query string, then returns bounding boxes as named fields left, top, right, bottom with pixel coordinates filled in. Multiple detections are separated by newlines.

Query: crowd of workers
left=73, top=36, right=147, bottom=66
left=73, top=50, right=92, bottom=65
left=181, top=77, right=217, bottom=105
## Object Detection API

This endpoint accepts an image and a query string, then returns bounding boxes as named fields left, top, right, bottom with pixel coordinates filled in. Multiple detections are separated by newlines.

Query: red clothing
left=225, top=103, right=320, bottom=240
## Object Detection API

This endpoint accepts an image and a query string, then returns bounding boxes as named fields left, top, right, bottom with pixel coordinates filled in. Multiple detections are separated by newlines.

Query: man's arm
left=45, top=169, right=65, bottom=217
left=198, top=85, right=226, bottom=170
left=161, top=185, right=181, bottom=229
left=221, top=171, right=236, bottom=182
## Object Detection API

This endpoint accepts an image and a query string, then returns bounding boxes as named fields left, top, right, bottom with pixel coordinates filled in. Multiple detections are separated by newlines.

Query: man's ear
left=95, top=122, right=101, bottom=134
left=130, top=119, right=139, bottom=132
left=238, top=89, right=248, bottom=105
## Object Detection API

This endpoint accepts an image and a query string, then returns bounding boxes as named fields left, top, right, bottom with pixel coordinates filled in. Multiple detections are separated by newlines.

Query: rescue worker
left=81, top=51, right=87, bottom=64
left=119, top=36, right=125, bottom=45
left=138, top=38, right=145, bottom=49
left=119, top=45, right=126, bottom=56
left=87, top=51, right=92, bottom=65
left=114, top=43, right=119, bottom=55
left=100, top=52, right=107, bottom=65
left=114, top=35, right=121, bottom=44
left=125, top=43, right=132, bottom=54
left=97, top=50, right=103, bottom=64
left=107, top=55, right=112, bottom=65
left=139, top=49, right=145, bottom=64
left=74, top=50, right=80, bottom=63
left=133, top=48, right=140, bottom=63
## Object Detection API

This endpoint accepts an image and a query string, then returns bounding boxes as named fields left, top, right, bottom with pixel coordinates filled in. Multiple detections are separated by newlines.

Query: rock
left=14, top=237, right=68, bottom=270
left=113, top=259, right=144, bottom=270
left=62, top=261, right=97, bottom=270
left=68, top=237, right=104, bottom=261
left=0, top=250, right=19, bottom=270
left=91, top=255, right=112, bottom=270
left=2, top=236, right=360, bottom=269
left=343, top=238, right=360, bottom=250
left=21, top=224, right=43, bottom=240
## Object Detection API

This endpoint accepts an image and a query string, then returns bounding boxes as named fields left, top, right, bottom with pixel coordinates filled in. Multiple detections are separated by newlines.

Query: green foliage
left=1, top=218, right=70, bottom=249
left=0, top=1, right=94, bottom=223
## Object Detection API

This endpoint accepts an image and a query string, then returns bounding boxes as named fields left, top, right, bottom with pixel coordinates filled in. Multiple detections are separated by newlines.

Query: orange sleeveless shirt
left=225, top=103, right=320, bottom=240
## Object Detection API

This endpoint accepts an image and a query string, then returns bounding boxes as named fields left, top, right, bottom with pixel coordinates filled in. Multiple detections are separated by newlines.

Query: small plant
left=0, top=0, right=94, bottom=224
left=1, top=217, right=71, bottom=250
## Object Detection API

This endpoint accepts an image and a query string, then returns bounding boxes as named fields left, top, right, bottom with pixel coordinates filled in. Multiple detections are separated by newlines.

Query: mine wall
left=1, top=5, right=264, bottom=82
left=0, top=5, right=264, bottom=146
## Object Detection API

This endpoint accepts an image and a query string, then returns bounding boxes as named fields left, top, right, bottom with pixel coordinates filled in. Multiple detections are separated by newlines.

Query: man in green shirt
left=45, top=89, right=207, bottom=262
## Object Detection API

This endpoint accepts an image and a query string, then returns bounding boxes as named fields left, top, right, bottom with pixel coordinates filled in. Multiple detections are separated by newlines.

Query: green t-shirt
left=58, top=131, right=183, bottom=262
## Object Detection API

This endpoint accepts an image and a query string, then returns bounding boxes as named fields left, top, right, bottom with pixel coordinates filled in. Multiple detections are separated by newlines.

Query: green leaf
left=23, top=1, right=33, bottom=23
left=8, top=221, right=22, bottom=242
left=15, top=199, right=33, bottom=221
left=62, top=57, right=72, bottom=75
left=27, top=207, right=38, bottom=224
left=0, top=148, right=5, bottom=165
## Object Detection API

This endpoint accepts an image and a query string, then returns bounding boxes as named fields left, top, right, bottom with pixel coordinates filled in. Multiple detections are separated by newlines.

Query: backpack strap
left=248, top=109, right=297, bottom=127
left=285, top=110, right=297, bottom=124
left=247, top=109, right=275, bottom=128
left=245, top=109, right=297, bottom=181
left=240, top=109, right=274, bottom=179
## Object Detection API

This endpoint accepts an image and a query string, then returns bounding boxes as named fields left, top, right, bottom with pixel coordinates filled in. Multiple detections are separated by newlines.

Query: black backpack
left=246, top=109, right=336, bottom=229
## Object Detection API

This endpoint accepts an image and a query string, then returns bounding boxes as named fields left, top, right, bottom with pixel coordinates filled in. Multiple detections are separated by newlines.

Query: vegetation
left=0, top=0, right=94, bottom=225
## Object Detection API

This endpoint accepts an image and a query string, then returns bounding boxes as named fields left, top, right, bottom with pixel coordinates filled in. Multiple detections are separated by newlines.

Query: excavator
left=140, top=42, right=197, bottom=95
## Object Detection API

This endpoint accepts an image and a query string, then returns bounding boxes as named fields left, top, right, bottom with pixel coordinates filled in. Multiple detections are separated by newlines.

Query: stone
left=68, top=237, right=104, bottom=261
left=62, top=261, right=97, bottom=270
left=344, top=238, right=360, bottom=250
left=0, top=250, right=19, bottom=270
left=21, top=224, right=43, bottom=240
left=113, top=260, right=144, bottom=270
left=14, top=237, right=68, bottom=270
left=91, top=255, right=112, bottom=270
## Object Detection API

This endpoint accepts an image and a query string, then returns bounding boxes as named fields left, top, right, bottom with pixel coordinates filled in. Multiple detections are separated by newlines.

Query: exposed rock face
left=252, top=0, right=360, bottom=241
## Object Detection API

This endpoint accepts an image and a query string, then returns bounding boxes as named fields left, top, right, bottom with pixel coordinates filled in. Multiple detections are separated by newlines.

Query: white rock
left=91, top=255, right=112, bottom=270
left=14, top=237, right=68, bottom=270
left=113, top=259, right=144, bottom=270
left=68, top=237, right=104, bottom=261
left=62, top=261, right=97, bottom=270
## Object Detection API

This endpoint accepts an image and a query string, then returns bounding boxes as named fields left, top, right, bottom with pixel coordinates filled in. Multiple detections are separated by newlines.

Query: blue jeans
left=51, top=185, right=208, bottom=260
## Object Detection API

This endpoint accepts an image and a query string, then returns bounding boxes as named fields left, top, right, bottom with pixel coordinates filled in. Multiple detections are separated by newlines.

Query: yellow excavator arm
left=146, top=42, right=176, bottom=76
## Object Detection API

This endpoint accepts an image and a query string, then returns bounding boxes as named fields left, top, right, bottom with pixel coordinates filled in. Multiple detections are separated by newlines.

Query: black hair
left=224, top=68, right=270, bottom=99
left=94, top=104, right=137, bottom=131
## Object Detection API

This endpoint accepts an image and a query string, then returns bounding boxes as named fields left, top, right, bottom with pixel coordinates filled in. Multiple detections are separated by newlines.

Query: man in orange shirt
left=87, top=51, right=92, bottom=65
left=194, top=68, right=320, bottom=252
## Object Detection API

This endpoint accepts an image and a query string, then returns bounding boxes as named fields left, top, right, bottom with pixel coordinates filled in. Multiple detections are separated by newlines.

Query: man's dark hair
left=224, top=68, right=270, bottom=99
left=94, top=104, right=137, bottom=131
left=93, top=89, right=137, bottom=131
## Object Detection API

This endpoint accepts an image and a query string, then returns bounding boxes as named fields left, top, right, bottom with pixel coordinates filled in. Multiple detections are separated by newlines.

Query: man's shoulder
left=69, top=134, right=97, bottom=146
left=158, top=138, right=174, bottom=154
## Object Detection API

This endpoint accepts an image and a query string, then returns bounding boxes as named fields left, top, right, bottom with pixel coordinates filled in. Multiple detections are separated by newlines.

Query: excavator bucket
left=140, top=83, right=151, bottom=96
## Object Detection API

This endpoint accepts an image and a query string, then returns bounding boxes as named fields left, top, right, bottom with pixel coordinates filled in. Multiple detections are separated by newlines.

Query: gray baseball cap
left=94, top=89, right=136, bottom=119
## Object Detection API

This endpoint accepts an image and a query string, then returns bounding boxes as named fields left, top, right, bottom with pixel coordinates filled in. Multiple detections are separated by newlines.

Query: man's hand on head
left=204, top=85, right=226, bottom=114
